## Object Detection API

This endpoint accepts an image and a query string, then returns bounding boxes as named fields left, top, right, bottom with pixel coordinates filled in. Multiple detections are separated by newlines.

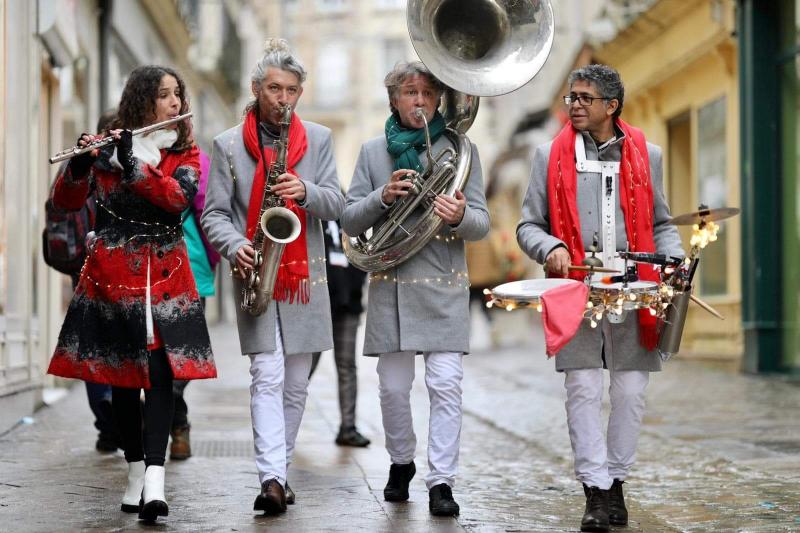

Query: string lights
left=582, top=283, right=673, bottom=328
left=370, top=269, right=470, bottom=290
left=689, top=220, right=719, bottom=249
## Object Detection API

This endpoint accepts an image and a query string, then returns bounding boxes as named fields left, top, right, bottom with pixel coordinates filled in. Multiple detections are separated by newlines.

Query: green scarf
left=385, top=111, right=446, bottom=173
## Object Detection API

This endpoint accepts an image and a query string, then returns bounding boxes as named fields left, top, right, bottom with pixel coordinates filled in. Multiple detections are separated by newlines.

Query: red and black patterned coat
left=48, top=143, right=217, bottom=389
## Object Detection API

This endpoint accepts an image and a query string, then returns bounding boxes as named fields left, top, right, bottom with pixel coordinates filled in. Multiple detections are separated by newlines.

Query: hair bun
left=264, top=38, right=291, bottom=54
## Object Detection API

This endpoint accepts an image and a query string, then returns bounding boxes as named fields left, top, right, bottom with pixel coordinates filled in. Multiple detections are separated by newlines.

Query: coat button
left=157, top=250, right=164, bottom=258
left=162, top=269, right=169, bottom=278
left=163, top=292, right=170, bottom=301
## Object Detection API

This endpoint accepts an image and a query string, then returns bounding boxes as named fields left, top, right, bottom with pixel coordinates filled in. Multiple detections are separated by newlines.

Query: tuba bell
left=343, top=0, right=554, bottom=272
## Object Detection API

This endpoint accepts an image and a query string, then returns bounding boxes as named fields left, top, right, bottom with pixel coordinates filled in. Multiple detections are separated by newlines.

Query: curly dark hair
left=112, top=65, right=193, bottom=150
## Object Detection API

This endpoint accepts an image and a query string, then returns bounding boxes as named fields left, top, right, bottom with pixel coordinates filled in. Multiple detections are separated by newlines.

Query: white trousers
left=249, top=321, right=312, bottom=486
left=377, top=351, right=463, bottom=489
left=564, top=368, right=649, bottom=490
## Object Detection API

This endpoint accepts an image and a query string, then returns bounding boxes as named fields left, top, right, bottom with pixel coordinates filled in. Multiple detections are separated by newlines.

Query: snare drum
left=588, top=280, right=659, bottom=311
left=489, top=278, right=582, bottom=310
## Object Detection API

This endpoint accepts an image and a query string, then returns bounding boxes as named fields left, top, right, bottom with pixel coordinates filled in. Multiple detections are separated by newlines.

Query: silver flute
left=48, top=112, right=193, bottom=164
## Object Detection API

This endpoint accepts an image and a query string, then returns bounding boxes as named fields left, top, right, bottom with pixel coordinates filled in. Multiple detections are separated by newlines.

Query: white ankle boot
left=120, top=461, right=145, bottom=513
left=138, top=465, right=168, bottom=521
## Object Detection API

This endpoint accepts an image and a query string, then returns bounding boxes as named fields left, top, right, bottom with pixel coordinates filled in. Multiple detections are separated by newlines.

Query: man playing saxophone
left=341, top=61, right=489, bottom=517
left=201, top=39, right=344, bottom=515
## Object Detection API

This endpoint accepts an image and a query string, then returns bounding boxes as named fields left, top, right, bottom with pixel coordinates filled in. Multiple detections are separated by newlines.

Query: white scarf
left=110, top=128, right=178, bottom=170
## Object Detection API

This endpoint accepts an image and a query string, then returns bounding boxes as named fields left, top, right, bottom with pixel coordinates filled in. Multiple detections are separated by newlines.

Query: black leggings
left=112, top=348, right=175, bottom=466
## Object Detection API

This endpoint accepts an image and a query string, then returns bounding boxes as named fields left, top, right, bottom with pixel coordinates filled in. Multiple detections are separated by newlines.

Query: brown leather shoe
left=169, top=425, right=191, bottom=460
left=254, top=479, right=287, bottom=515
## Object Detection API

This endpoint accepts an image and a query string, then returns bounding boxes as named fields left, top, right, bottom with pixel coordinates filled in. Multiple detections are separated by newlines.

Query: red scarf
left=243, top=109, right=310, bottom=304
left=546, top=119, right=660, bottom=349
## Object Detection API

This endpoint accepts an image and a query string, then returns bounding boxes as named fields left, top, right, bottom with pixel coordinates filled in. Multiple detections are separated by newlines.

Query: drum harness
left=574, top=133, right=627, bottom=323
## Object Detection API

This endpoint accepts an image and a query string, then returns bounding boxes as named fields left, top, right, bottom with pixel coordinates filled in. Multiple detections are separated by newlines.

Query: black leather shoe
left=608, top=479, right=628, bottom=526
left=285, top=482, right=295, bottom=505
left=95, top=432, right=119, bottom=453
left=253, top=478, right=287, bottom=515
left=581, top=484, right=610, bottom=532
left=335, top=427, right=371, bottom=447
left=428, top=483, right=460, bottom=517
left=383, top=462, right=416, bottom=502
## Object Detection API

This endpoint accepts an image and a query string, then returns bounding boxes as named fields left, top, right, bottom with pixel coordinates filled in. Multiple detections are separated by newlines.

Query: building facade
left=593, top=0, right=743, bottom=358
left=738, top=0, right=800, bottom=374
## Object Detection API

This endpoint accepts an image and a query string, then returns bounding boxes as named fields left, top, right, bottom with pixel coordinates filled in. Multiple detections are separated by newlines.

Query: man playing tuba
left=341, top=61, right=489, bottom=517
left=201, top=39, right=344, bottom=515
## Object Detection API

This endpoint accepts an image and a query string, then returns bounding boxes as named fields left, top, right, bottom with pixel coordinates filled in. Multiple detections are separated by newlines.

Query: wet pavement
left=2, top=309, right=800, bottom=532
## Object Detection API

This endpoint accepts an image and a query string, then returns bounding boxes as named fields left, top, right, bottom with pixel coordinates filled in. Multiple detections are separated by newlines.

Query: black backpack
left=42, top=185, right=96, bottom=276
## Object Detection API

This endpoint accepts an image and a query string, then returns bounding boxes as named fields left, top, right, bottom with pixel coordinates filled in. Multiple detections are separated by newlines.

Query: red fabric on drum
left=541, top=282, right=589, bottom=357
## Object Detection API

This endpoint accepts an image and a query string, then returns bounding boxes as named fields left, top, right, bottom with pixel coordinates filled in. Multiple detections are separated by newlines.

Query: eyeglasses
left=563, top=94, right=609, bottom=106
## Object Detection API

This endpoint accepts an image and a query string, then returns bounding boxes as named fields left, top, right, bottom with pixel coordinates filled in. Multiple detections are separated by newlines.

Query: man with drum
left=341, top=61, right=489, bottom=517
left=517, top=64, right=683, bottom=532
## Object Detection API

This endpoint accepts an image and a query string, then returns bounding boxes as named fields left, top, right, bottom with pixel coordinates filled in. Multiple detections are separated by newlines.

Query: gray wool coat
left=516, top=129, right=684, bottom=372
left=201, top=120, right=345, bottom=356
left=341, top=134, right=490, bottom=356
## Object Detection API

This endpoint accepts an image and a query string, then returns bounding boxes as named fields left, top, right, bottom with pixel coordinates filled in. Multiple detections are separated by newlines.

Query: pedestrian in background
left=309, top=219, right=370, bottom=448
left=202, top=38, right=344, bottom=516
left=47, top=65, right=216, bottom=523
left=43, top=109, right=121, bottom=454
left=170, top=148, right=220, bottom=460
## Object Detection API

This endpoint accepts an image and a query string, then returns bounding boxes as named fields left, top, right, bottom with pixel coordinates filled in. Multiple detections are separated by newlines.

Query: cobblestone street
left=2, top=313, right=800, bottom=532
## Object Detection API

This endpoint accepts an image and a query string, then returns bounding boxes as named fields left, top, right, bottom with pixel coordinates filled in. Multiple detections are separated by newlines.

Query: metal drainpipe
left=737, top=0, right=784, bottom=373
left=99, top=0, right=113, bottom=112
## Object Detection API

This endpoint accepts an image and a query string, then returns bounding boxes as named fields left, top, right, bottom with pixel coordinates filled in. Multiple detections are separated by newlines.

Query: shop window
left=696, top=96, right=728, bottom=296
left=374, top=0, right=405, bottom=9
left=316, top=42, right=349, bottom=108
left=375, top=38, right=407, bottom=101
left=316, top=0, right=348, bottom=13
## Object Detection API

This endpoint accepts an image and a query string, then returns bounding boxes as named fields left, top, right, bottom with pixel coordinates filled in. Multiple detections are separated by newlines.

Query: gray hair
left=246, top=39, right=306, bottom=116
left=251, top=38, right=306, bottom=87
left=384, top=61, right=444, bottom=113
left=568, top=64, right=625, bottom=118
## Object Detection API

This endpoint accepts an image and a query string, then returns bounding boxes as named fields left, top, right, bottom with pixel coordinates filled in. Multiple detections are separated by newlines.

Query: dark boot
left=383, top=462, right=416, bottom=502
left=95, top=431, right=120, bottom=453
left=428, top=483, right=460, bottom=517
left=335, top=427, right=371, bottom=447
left=253, top=478, right=287, bottom=515
left=608, top=479, right=628, bottom=526
left=581, top=484, right=609, bottom=532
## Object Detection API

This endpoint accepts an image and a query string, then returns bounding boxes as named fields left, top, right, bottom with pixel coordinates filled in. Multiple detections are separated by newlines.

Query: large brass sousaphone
left=343, top=0, right=554, bottom=272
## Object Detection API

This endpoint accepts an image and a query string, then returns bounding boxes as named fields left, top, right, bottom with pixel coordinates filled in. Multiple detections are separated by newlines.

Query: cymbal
left=669, top=207, right=740, bottom=226
left=568, top=265, right=621, bottom=274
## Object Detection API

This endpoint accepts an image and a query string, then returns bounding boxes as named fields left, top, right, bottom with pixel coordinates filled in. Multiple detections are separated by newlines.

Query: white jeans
left=377, top=351, right=463, bottom=489
left=564, top=368, right=649, bottom=490
left=249, top=321, right=312, bottom=486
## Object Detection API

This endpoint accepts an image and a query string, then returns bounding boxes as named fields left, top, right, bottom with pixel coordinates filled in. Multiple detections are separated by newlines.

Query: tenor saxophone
left=240, top=105, right=302, bottom=316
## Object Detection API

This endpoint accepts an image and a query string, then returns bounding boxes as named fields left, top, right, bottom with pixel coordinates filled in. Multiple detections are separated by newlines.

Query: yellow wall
left=595, top=0, right=742, bottom=358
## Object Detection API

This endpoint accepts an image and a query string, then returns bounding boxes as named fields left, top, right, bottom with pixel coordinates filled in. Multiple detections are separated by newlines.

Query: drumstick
left=568, top=265, right=620, bottom=273
left=689, top=294, right=724, bottom=320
